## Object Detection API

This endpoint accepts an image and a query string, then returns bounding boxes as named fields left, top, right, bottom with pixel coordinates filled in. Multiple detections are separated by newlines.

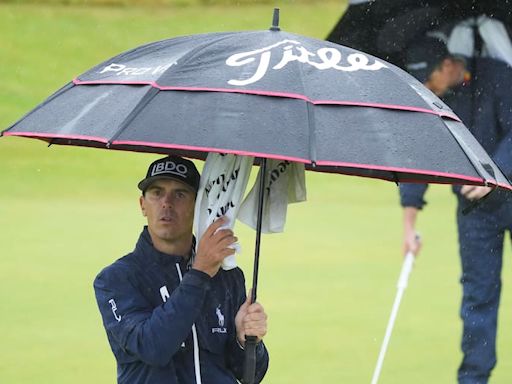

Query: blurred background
left=1, top=1, right=511, bottom=383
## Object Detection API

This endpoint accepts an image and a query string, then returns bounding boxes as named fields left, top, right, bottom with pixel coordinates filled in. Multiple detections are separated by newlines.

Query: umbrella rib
left=306, top=99, right=317, bottom=166
left=106, top=87, right=160, bottom=146
left=442, top=119, right=497, bottom=185
left=293, top=51, right=318, bottom=165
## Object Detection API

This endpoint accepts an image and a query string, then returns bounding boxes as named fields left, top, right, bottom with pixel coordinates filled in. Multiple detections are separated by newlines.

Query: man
left=401, top=35, right=467, bottom=257
left=400, top=33, right=512, bottom=383
left=94, top=155, right=269, bottom=383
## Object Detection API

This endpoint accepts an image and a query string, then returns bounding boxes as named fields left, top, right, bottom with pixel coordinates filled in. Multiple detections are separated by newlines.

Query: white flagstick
left=371, top=252, right=415, bottom=384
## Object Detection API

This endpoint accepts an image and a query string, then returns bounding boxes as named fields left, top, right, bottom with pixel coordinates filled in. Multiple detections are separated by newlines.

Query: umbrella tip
left=270, top=8, right=280, bottom=31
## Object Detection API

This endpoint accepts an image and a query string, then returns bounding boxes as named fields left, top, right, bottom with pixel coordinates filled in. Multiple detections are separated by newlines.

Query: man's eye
left=176, top=192, right=185, bottom=199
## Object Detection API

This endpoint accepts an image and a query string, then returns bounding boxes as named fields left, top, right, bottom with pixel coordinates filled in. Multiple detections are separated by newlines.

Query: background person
left=94, top=155, right=269, bottom=384
left=400, top=29, right=512, bottom=384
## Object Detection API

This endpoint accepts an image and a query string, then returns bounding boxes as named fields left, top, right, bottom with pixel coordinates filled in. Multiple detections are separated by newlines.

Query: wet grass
left=1, top=2, right=512, bottom=383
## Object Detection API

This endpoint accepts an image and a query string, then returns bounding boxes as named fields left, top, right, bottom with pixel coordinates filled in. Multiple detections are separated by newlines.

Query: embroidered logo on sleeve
left=160, top=286, right=170, bottom=303
left=108, top=299, right=121, bottom=322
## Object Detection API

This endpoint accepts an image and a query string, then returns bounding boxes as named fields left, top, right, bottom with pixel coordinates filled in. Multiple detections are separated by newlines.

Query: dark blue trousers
left=456, top=191, right=512, bottom=384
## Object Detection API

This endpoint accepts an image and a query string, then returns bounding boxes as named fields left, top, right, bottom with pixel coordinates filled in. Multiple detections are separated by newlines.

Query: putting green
left=1, top=2, right=511, bottom=383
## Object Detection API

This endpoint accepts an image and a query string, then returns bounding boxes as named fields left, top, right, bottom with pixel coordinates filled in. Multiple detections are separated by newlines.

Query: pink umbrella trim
left=72, top=79, right=460, bottom=121
left=5, top=131, right=508, bottom=190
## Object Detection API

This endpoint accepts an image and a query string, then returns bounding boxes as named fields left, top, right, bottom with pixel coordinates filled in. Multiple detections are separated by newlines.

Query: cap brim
left=138, top=175, right=195, bottom=192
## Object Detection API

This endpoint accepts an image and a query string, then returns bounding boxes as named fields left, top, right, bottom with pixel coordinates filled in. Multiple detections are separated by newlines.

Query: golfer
left=401, top=34, right=466, bottom=256
left=401, top=31, right=512, bottom=383
left=94, top=155, right=269, bottom=384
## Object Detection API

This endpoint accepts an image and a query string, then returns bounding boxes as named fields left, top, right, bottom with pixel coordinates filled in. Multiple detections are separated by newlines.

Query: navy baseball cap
left=405, top=36, right=460, bottom=83
left=138, top=155, right=200, bottom=193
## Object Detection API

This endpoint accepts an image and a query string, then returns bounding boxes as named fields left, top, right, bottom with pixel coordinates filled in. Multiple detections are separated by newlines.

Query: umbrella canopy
left=327, top=0, right=512, bottom=68
left=2, top=24, right=510, bottom=189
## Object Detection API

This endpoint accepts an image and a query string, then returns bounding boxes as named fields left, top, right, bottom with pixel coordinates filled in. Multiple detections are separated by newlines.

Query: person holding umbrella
left=93, top=155, right=269, bottom=384
left=400, top=29, right=512, bottom=383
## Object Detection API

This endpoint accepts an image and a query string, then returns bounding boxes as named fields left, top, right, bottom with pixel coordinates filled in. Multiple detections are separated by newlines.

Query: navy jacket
left=400, top=58, right=512, bottom=209
left=94, top=227, right=269, bottom=383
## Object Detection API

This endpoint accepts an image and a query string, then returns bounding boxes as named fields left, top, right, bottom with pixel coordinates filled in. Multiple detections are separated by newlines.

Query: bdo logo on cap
left=151, top=160, right=188, bottom=178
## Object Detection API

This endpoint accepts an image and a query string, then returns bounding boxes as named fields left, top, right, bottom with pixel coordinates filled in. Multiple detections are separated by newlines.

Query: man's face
left=139, top=178, right=195, bottom=248
left=443, top=58, right=466, bottom=88
left=430, top=58, right=466, bottom=96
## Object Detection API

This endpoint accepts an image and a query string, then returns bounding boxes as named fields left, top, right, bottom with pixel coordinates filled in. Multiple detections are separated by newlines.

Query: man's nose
left=162, top=192, right=175, bottom=207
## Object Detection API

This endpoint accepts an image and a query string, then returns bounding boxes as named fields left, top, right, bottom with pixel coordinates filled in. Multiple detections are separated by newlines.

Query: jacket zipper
left=175, top=263, right=202, bottom=384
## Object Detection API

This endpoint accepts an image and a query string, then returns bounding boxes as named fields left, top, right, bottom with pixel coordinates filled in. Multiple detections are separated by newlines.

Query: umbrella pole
left=251, top=157, right=267, bottom=303
left=243, top=157, right=267, bottom=384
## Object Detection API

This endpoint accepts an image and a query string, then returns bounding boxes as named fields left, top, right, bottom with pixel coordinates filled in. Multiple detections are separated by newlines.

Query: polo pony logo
left=216, top=305, right=225, bottom=327
left=212, top=305, right=227, bottom=334
left=226, top=39, right=387, bottom=86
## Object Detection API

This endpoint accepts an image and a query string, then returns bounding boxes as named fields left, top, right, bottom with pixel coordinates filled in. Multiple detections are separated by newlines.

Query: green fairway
left=1, top=2, right=512, bottom=383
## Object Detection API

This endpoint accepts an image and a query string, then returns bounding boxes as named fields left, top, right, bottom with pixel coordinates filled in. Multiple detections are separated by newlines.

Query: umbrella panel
left=115, top=91, right=311, bottom=162
left=10, top=84, right=150, bottom=143
left=314, top=106, right=478, bottom=177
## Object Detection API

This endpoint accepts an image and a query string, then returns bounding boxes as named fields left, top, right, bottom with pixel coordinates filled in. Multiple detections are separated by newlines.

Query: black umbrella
left=3, top=17, right=508, bottom=187
left=327, top=0, right=512, bottom=68
left=2, top=9, right=511, bottom=383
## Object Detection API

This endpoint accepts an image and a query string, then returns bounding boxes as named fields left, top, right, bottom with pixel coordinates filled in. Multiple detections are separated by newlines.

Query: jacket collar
left=134, top=226, right=192, bottom=268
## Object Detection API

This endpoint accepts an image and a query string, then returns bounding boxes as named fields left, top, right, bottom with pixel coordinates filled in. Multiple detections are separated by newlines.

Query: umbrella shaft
left=251, top=157, right=267, bottom=304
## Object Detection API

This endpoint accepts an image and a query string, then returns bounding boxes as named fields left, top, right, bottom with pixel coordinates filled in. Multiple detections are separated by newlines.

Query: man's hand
left=461, top=185, right=492, bottom=201
left=403, top=207, right=421, bottom=256
left=193, top=217, right=237, bottom=277
left=235, top=294, right=268, bottom=347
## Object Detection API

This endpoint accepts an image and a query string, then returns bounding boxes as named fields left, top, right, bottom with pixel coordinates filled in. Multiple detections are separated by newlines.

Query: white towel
left=193, top=153, right=254, bottom=270
left=238, top=159, right=307, bottom=233
left=448, top=16, right=512, bottom=67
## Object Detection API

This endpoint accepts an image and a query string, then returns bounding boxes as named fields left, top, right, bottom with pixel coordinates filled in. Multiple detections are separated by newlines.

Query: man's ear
left=139, top=195, right=147, bottom=217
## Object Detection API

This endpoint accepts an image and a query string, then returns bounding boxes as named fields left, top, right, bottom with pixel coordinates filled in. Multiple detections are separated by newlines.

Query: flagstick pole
left=371, top=252, right=415, bottom=384
left=243, top=157, right=267, bottom=384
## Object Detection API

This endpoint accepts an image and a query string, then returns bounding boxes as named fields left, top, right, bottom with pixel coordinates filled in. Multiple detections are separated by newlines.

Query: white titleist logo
left=152, top=161, right=188, bottom=178
left=226, top=39, right=387, bottom=86
left=99, top=62, right=176, bottom=76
